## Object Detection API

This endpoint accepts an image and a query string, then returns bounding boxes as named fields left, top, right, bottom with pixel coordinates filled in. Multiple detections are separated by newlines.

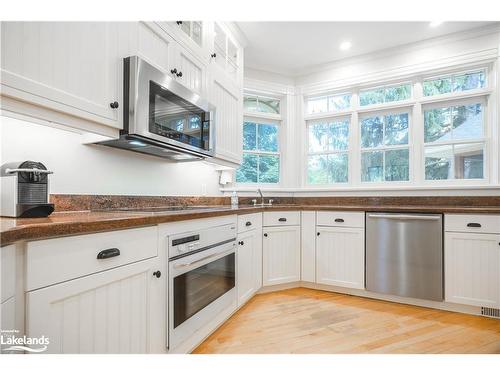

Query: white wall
left=0, top=115, right=222, bottom=196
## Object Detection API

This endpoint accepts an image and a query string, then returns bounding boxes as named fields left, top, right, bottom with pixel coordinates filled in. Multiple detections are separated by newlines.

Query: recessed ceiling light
left=429, top=21, right=443, bottom=28
left=340, top=41, right=352, bottom=51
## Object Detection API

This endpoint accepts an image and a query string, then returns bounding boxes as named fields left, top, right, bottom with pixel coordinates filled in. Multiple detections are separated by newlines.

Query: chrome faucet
left=254, top=189, right=273, bottom=207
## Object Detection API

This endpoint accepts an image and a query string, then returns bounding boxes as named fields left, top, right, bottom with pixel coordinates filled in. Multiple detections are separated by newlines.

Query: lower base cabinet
left=445, top=232, right=500, bottom=308
left=237, top=229, right=262, bottom=306
left=26, top=257, right=164, bottom=354
left=262, top=226, right=301, bottom=286
left=316, top=227, right=365, bottom=289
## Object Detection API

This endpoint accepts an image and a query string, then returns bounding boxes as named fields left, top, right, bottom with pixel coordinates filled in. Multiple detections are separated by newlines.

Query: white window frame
left=358, top=108, right=413, bottom=185
left=421, top=96, right=489, bottom=185
left=300, top=62, right=495, bottom=190
left=306, top=115, right=352, bottom=186
left=304, top=92, right=353, bottom=118
left=237, top=89, right=283, bottom=187
left=422, top=68, right=487, bottom=99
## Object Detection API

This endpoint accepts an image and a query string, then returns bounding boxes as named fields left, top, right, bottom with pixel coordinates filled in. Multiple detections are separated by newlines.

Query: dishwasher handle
left=367, top=213, right=441, bottom=221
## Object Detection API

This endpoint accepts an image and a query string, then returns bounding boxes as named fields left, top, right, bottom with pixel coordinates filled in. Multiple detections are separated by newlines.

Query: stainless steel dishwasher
left=365, top=212, right=443, bottom=301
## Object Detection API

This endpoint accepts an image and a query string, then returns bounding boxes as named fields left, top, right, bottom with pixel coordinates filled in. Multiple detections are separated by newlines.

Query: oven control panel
left=168, top=223, right=236, bottom=259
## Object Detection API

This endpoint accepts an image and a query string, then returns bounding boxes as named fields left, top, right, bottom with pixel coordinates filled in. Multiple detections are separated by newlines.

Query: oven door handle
left=173, top=251, right=228, bottom=270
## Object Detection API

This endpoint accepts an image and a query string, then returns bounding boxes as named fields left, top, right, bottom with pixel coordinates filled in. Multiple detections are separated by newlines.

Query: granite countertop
left=2, top=203, right=500, bottom=246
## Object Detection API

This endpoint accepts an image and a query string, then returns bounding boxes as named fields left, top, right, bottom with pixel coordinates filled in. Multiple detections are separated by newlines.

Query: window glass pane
left=330, top=120, right=349, bottom=151
left=243, top=96, right=258, bottom=112
left=359, top=88, right=385, bottom=106
left=361, top=116, right=384, bottom=148
left=385, top=113, right=409, bottom=145
left=385, top=84, right=411, bottom=102
left=453, top=71, right=485, bottom=92
left=425, top=145, right=453, bottom=180
left=236, top=153, right=257, bottom=183
left=192, top=22, right=202, bottom=45
left=242, top=122, right=256, bottom=151
left=454, top=143, right=484, bottom=179
left=307, top=97, right=328, bottom=114
left=308, top=155, right=328, bottom=184
left=258, top=155, right=280, bottom=183
left=329, top=153, right=349, bottom=183
left=361, top=151, right=383, bottom=182
left=328, top=94, right=351, bottom=111
left=424, top=107, right=452, bottom=143
left=308, top=123, right=329, bottom=153
left=385, top=149, right=409, bottom=181
left=258, top=98, right=280, bottom=114
left=423, top=78, right=452, bottom=96
left=257, top=123, right=278, bottom=152
left=452, top=104, right=483, bottom=140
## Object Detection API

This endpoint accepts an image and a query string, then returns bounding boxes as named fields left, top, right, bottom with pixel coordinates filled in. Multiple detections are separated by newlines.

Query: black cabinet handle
left=176, top=21, right=183, bottom=25
left=211, top=53, right=217, bottom=58
left=317, top=232, right=321, bottom=236
left=176, top=71, right=183, bottom=77
left=97, top=248, right=120, bottom=260
left=467, top=223, right=481, bottom=228
left=238, top=241, right=244, bottom=245
left=334, top=218, right=345, bottom=223
left=245, top=221, right=252, bottom=227
left=278, top=218, right=287, bottom=222
left=109, top=101, right=119, bottom=109
left=264, top=233, right=268, bottom=237
left=170, top=68, right=177, bottom=75
left=153, top=271, right=161, bottom=278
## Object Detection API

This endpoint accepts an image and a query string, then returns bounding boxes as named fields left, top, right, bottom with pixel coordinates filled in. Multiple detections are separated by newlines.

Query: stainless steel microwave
left=98, top=56, right=215, bottom=161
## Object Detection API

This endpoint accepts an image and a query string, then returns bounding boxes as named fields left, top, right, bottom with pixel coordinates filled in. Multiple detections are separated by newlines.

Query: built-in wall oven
left=98, top=55, right=216, bottom=161
left=167, top=222, right=237, bottom=349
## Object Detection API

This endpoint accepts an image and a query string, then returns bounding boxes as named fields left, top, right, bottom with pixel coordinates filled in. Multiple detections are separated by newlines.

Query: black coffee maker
left=0, top=161, right=55, bottom=218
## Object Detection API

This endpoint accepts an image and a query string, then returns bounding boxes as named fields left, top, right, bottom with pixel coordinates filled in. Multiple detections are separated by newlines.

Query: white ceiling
left=237, top=22, right=497, bottom=76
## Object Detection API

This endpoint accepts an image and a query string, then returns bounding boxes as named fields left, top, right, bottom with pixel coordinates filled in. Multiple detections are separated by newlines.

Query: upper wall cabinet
left=210, top=22, right=244, bottom=88
left=1, top=22, right=121, bottom=128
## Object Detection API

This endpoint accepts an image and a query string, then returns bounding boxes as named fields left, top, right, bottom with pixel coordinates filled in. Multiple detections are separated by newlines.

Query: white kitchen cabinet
left=171, top=43, right=207, bottom=96
left=301, top=211, right=316, bottom=283
left=444, top=231, right=500, bottom=308
left=262, top=226, right=301, bottom=286
left=316, top=226, right=365, bottom=289
left=1, top=297, right=16, bottom=353
left=211, top=22, right=244, bottom=87
left=237, top=230, right=261, bottom=306
left=26, top=256, right=165, bottom=354
left=1, top=22, right=121, bottom=128
left=209, top=68, right=243, bottom=164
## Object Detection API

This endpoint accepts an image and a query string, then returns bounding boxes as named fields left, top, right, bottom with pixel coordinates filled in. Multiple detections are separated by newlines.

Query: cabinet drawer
left=445, top=214, right=500, bottom=234
left=316, top=211, right=365, bottom=228
left=238, top=213, right=262, bottom=233
left=263, top=211, right=300, bottom=227
left=26, top=226, right=158, bottom=291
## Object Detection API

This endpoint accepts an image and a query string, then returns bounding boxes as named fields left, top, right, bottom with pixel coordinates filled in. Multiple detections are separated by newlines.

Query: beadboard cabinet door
left=209, top=68, right=243, bottom=165
left=316, top=227, right=365, bottom=289
left=1, top=22, right=121, bottom=128
left=262, top=226, right=300, bottom=286
left=26, top=257, right=165, bottom=354
left=237, top=229, right=262, bottom=306
left=445, top=232, right=500, bottom=308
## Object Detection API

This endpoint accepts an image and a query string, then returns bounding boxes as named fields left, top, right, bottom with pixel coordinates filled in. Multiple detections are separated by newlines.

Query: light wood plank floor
left=193, top=288, right=500, bottom=354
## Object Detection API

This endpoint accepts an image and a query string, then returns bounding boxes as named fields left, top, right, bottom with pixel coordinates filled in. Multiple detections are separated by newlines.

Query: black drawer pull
left=334, top=218, right=345, bottom=223
left=317, top=232, right=321, bottom=236
left=264, top=233, right=268, bottom=237
left=278, top=218, right=287, bottom=222
left=467, top=223, right=481, bottom=228
left=238, top=241, right=244, bottom=246
left=97, top=248, right=120, bottom=260
left=153, top=271, right=161, bottom=278
left=245, top=221, right=252, bottom=226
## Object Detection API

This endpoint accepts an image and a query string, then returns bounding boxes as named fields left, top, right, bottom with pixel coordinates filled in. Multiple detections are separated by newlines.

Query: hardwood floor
left=193, top=288, right=500, bottom=354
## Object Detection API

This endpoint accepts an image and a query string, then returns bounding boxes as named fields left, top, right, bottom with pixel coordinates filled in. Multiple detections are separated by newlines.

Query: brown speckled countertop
left=2, top=201, right=500, bottom=246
